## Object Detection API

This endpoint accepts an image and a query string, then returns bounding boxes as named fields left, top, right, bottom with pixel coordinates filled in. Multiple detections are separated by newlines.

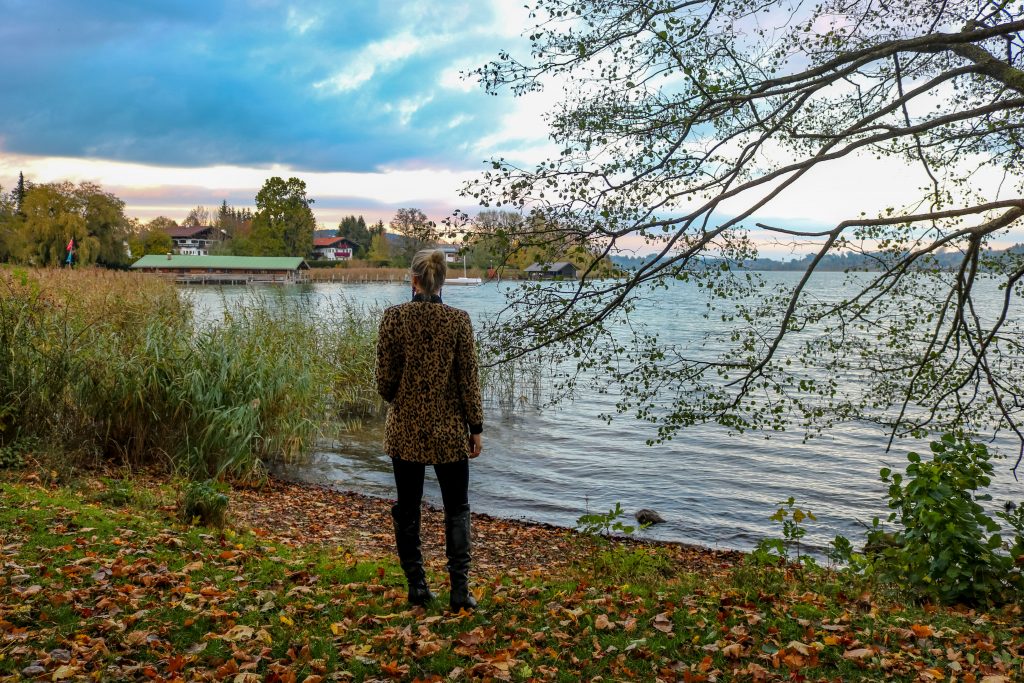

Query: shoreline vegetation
left=0, top=267, right=542, bottom=478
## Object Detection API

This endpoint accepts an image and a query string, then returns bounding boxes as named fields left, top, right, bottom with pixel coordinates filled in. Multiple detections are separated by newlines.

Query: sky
left=0, top=0, right=1020, bottom=257
left=0, top=1, right=548, bottom=224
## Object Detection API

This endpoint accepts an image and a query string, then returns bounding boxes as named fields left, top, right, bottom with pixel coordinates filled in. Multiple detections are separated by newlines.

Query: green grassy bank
left=0, top=475, right=1021, bottom=682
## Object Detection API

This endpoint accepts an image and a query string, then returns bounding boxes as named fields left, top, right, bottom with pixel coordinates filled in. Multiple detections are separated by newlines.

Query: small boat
left=444, top=254, right=482, bottom=286
left=444, top=276, right=483, bottom=286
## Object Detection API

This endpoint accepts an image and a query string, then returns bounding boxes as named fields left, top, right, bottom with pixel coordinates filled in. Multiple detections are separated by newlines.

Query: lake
left=188, top=272, right=1024, bottom=553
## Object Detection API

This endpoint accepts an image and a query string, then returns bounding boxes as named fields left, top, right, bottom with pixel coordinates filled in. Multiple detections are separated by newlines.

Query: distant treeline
left=611, top=244, right=1024, bottom=272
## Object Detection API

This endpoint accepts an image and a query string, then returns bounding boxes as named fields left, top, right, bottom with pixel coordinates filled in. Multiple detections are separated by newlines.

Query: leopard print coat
left=375, top=299, right=484, bottom=464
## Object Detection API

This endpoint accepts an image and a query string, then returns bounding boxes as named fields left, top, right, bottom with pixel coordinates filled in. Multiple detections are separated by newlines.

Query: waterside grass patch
left=1, top=475, right=1021, bottom=682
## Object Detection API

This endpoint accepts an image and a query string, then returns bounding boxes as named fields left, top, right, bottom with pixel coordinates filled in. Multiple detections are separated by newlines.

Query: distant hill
left=611, top=244, right=1024, bottom=272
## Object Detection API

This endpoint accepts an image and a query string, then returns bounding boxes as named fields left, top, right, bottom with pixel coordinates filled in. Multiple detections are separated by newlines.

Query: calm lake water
left=188, top=273, right=1024, bottom=553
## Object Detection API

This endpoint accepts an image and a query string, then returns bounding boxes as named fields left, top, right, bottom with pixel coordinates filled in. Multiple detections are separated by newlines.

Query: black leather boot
left=391, top=504, right=435, bottom=606
left=445, top=507, right=477, bottom=611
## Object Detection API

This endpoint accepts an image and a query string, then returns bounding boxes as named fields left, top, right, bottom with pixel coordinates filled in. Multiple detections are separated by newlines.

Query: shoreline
left=231, top=474, right=745, bottom=575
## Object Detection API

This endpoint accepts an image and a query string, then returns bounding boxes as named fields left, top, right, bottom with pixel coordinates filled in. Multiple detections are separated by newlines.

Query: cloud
left=0, top=0, right=527, bottom=172
left=314, top=31, right=438, bottom=93
left=0, top=148, right=481, bottom=225
left=285, top=6, right=321, bottom=35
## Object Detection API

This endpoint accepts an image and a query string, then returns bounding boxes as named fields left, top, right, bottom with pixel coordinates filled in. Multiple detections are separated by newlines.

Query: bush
left=577, top=502, right=641, bottom=537
left=590, top=546, right=675, bottom=581
left=871, top=433, right=1023, bottom=605
left=0, top=444, right=23, bottom=470
left=180, top=479, right=229, bottom=527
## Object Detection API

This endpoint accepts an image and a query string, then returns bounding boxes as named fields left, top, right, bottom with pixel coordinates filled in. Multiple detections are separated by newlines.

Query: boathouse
left=130, top=255, right=310, bottom=284
left=524, top=261, right=578, bottom=280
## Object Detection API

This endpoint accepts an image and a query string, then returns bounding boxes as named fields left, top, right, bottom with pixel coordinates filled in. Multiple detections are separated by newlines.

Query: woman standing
left=375, top=249, right=484, bottom=611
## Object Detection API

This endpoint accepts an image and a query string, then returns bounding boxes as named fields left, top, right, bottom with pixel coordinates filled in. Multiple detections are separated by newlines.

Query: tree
left=464, top=210, right=522, bottom=269
left=367, top=230, right=391, bottom=265
left=469, top=1, right=1024, bottom=467
left=19, top=182, right=95, bottom=266
left=11, top=181, right=131, bottom=267
left=389, top=208, right=436, bottom=266
left=183, top=205, right=211, bottom=227
left=128, top=217, right=175, bottom=258
left=75, top=182, right=132, bottom=267
left=337, top=215, right=371, bottom=257
left=250, top=177, right=315, bottom=257
left=215, top=201, right=252, bottom=239
left=13, top=172, right=27, bottom=215
left=0, top=184, right=14, bottom=262
left=148, top=216, right=178, bottom=232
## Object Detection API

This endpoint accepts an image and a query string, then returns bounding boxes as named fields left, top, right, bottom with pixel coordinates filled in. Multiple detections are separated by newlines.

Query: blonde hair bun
left=411, top=248, right=448, bottom=295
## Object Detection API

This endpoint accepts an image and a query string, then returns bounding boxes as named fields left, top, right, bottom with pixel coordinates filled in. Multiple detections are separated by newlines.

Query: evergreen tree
left=0, top=184, right=13, bottom=262
left=13, top=172, right=26, bottom=215
left=336, top=214, right=371, bottom=257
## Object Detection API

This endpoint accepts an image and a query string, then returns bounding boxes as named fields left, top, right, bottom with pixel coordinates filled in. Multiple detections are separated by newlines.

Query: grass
left=1, top=474, right=1021, bottom=682
left=0, top=268, right=386, bottom=480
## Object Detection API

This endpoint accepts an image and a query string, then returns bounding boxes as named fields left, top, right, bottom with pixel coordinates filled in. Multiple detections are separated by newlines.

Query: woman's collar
left=412, top=292, right=443, bottom=303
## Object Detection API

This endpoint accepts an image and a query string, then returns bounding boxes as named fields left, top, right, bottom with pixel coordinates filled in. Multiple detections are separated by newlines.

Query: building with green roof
left=131, top=254, right=309, bottom=284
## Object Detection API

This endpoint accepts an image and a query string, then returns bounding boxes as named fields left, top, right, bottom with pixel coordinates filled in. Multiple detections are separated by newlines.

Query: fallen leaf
left=222, top=625, right=254, bottom=642
left=911, top=624, right=934, bottom=638
left=843, top=648, right=873, bottom=660
left=595, top=614, right=615, bottom=630
left=52, top=665, right=79, bottom=680
left=652, top=612, right=674, bottom=633
left=721, top=642, right=743, bottom=659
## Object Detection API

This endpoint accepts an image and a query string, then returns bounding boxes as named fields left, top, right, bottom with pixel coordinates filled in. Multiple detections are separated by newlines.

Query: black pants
left=391, top=457, right=469, bottom=516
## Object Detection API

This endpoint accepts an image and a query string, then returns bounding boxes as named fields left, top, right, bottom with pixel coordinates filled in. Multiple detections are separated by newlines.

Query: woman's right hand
left=468, top=433, right=482, bottom=459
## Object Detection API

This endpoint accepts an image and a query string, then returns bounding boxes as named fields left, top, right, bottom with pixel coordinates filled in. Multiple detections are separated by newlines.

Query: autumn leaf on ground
left=911, top=623, right=934, bottom=638
left=652, top=612, right=674, bottom=633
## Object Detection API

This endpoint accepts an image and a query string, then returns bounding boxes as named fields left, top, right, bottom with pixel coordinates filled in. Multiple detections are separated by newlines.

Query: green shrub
left=577, top=502, right=642, bottom=537
left=0, top=444, right=23, bottom=470
left=872, top=432, right=1022, bottom=605
left=90, top=477, right=159, bottom=508
left=590, top=545, right=675, bottom=581
left=180, top=479, right=229, bottom=527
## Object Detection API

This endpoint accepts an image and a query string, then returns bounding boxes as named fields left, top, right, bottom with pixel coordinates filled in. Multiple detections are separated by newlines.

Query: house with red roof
left=164, top=225, right=228, bottom=256
left=312, top=236, right=357, bottom=261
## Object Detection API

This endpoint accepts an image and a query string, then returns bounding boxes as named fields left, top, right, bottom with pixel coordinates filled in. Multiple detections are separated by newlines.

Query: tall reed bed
left=306, top=267, right=408, bottom=282
left=0, top=268, right=384, bottom=480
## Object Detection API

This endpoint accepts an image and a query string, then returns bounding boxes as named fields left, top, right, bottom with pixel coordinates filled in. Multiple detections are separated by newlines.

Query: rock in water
left=635, top=509, right=665, bottom=525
